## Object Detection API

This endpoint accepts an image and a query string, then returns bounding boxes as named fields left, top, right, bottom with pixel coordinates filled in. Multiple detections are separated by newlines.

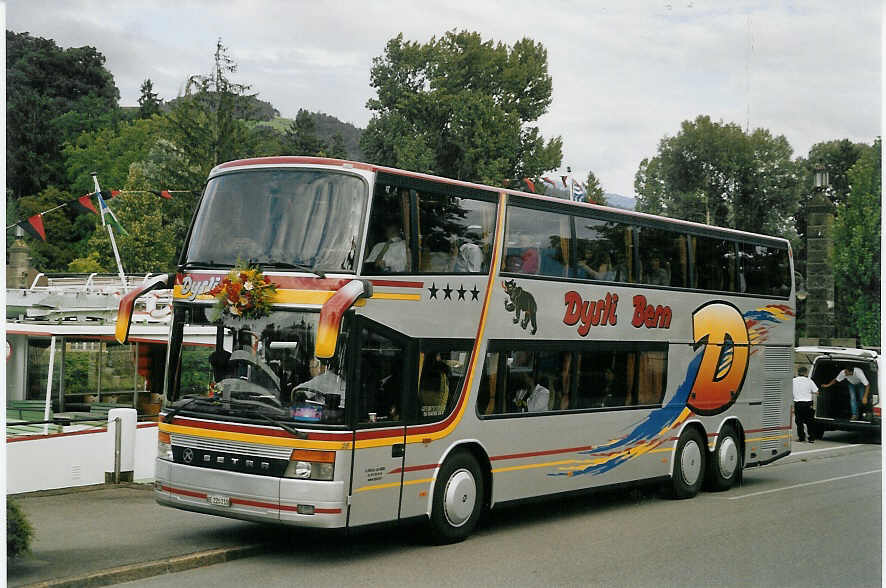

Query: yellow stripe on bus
left=353, top=477, right=434, bottom=493
left=160, top=422, right=352, bottom=450
left=173, top=285, right=412, bottom=304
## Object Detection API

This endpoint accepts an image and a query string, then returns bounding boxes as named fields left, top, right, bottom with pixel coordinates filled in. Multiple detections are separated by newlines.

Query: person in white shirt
left=365, top=224, right=407, bottom=272
left=822, top=366, right=870, bottom=421
left=792, top=366, right=818, bottom=443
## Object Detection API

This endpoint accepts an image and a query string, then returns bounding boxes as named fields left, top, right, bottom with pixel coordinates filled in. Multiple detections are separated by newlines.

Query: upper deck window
left=185, top=169, right=366, bottom=272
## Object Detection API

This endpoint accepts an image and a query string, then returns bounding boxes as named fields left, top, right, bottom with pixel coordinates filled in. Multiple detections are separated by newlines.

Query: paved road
left=117, top=431, right=881, bottom=588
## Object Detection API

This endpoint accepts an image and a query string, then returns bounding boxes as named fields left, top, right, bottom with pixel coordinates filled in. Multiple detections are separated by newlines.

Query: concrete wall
left=7, top=423, right=158, bottom=494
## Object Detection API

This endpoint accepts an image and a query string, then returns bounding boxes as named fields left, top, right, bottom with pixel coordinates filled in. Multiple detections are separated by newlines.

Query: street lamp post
left=804, top=165, right=835, bottom=341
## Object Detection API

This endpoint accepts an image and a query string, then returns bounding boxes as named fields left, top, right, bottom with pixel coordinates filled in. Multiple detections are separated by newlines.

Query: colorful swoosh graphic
left=550, top=352, right=701, bottom=477
left=550, top=303, right=794, bottom=478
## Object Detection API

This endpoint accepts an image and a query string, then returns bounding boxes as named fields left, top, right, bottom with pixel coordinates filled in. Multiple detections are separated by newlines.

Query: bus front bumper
left=154, top=459, right=348, bottom=528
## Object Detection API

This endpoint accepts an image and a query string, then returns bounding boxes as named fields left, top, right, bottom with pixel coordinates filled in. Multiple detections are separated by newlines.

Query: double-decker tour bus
left=116, top=157, right=795, bottom=542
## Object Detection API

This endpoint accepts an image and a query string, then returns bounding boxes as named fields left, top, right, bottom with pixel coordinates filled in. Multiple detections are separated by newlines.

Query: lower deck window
left=477, top=344, right=668, bottom=416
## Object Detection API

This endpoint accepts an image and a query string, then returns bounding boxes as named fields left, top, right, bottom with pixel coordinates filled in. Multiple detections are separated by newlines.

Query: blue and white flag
left=572, top=181, right=586, bottom=202
left=96, top=191, right=127, bottom=234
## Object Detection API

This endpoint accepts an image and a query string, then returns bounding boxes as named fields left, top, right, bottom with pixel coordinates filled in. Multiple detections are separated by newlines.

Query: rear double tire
left=670, top=427, right=706, bottom=499
left=705, top=424, right=741, bottom=491
left=428, top=450, right=485, bottom=544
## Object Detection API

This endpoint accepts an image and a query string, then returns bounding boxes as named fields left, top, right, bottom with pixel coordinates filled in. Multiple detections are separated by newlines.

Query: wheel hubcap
left=718, top=436, right=738, bottom=479
left=681, top=440, right=702, bottom=486
left=443, top=468, right=477, bottom=527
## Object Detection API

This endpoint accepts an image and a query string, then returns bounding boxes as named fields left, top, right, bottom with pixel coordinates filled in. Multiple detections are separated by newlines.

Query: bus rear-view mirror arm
left=115, top=274, right=173, bottom=344
left=315, top=279, right=373, bottom=359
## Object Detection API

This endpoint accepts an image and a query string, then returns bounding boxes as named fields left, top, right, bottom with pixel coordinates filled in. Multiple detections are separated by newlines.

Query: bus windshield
left=167, top=307, right=350, bottom=426
left=185, top=169, right=366, bottom=272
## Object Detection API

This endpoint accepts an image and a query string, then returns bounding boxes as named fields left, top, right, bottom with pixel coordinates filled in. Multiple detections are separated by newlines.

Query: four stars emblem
left=428, top=282, right=481, bottom=302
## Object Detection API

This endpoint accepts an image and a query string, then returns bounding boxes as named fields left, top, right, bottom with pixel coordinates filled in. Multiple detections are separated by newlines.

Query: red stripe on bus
left=169, top=417, right=351, bottom=441
left=176, top=272, right=353, bottom=291
left=490, top=445, right=595, bottom=461
left=163, top=485, right=341, bottom=514
left=163, top=485, right=207, bottom=499
left=389, top=463, right=440, bottom=474
left=369, top=280, right=425, bottom=289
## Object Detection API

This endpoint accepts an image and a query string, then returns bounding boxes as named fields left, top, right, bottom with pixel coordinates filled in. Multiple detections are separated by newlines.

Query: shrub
left=7, top=499, right=33, bottom=558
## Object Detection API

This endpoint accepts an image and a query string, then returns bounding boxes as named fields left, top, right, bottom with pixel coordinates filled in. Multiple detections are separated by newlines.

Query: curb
left=18, top=544, right=266, bottom=588
left=10, top=482, right=154, bottom=500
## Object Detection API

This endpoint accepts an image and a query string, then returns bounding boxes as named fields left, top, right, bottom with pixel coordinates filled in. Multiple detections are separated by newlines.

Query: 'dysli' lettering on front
left=179, top=275, right=221, bottom=301
left=630, top=294, right=672, bottom=329
left=563, top=291, right=618, bottom=336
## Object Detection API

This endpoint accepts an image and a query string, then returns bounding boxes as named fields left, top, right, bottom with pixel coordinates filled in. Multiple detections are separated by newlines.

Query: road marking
left=790, top=444, right=861, bottom=456
left=729, top=469, right=881, bottom=500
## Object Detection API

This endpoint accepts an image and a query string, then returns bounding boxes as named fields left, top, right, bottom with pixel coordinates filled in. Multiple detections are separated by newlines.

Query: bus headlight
left=157, top=431, right=173, bottom=461
left=283, top=449, right=335, bottom=481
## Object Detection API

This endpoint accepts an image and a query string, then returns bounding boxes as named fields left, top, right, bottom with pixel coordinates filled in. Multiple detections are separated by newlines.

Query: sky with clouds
left=6, top=0, right=882, bottom=198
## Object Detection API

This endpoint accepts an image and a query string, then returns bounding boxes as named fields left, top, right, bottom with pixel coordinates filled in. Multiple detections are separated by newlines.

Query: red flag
left=20, top=214, right=46, bottom=241
left=149, top=190, right=173, bottom=200
left=72, top=194, right=99, bottom=215
left=542, top=177, right=555, bottom=186
left=523, top=178, right=535, bottom=193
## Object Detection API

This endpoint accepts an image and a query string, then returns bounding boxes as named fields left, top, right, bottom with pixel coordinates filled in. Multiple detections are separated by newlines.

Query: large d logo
left=689, top=302, right=750, bottom=416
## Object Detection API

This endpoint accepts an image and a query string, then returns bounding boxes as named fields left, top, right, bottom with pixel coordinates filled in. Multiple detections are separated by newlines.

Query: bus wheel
left=705, top=425, right=740, bottom=491
left=670, top=428, right=705, bottom=499
left=429, top=450, right=484, bottom=544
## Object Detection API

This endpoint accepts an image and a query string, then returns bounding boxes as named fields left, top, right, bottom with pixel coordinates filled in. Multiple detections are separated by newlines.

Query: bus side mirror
left=115, top=274, right=173, bottom=344
left=315, top=279, right=372, bottom=359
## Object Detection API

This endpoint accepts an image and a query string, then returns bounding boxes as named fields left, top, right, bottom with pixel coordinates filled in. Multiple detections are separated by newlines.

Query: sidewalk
left=7, top=484, right=271, bottom=587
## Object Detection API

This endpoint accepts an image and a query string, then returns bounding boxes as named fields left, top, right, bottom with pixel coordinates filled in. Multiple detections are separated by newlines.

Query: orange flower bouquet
left=208, top=264, right=277, bottom=320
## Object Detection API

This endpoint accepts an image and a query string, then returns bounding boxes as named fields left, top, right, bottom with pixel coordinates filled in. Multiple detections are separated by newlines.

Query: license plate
left=207, top=494, right=230, bottom=507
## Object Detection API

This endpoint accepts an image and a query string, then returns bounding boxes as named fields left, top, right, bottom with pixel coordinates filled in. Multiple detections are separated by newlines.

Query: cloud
left=7, top=0, right=881, bottom=198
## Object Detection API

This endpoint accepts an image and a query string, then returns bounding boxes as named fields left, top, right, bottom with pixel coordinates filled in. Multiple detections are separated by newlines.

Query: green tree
left=285, top=109, right=327, bottom=156
left=63, top=116, right=165, bottom=195
left=585, top=171, right=606, bottom=205
left=832, top=139, right=880, bottom=345
left=361, top=30, right=562, bottom=184
left=138, top=78, right=163, bottom=119
left=327, top=133, right=348, bottom=159
left=161, top=38, right=255, bottom=189
left=634, top=115, right=799, bottom=236
left=14, top=186, right=90, bottom=270
left=6, top=30, right=120, bottom=197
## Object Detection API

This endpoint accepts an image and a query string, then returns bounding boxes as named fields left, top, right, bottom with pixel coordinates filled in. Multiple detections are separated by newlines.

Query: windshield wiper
left=179, top=260, right=219, bottom=270
left=260, top=260, right=325, bottom=278
left=164, top=395, right=213, bottom=423
left=226, top=396, right=307, bottom=439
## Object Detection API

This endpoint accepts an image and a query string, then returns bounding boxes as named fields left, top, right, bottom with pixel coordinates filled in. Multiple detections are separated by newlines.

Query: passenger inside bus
left=294, top=358, right=345, bottom=408
left=365, top=222, right=408, bottom=273
left=644, top=256, right=670, bottom=285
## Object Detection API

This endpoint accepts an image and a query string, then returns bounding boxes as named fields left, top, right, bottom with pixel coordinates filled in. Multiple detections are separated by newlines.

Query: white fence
left=7, top=415, right=158, bottom=494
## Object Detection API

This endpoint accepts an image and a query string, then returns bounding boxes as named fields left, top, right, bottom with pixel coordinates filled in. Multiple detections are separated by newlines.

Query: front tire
left=705, top=424, right=741, bottom=491
left=428, top=450, right=484, bottom=544
left=670, top=427, right=706, bottom=499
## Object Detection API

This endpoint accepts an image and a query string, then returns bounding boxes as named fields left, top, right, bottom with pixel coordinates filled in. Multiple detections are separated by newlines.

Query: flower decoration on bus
left=208, top=264, right=278, bottom=320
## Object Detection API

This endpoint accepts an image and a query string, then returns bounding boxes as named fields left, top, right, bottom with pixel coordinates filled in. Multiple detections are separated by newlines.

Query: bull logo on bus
left=688, top=301, right=750, bottom=416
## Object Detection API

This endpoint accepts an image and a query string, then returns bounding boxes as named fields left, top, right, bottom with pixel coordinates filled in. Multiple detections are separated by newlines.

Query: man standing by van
left=792, top=367, right=818, bottom=443
left=822, top=366, right=870, bottom=421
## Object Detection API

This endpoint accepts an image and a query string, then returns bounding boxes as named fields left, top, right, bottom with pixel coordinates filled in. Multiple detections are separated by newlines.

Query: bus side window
left=476, top=353, right=499, bottom=415
left=503, top=206, right=571, bottom=277
left=417, top=350, right=467, bottom=421
left=416, top=192, right=496, bottom=274
left=637, top=226, right=687, bottom=288
left=363, top=184, right=412, bottom=274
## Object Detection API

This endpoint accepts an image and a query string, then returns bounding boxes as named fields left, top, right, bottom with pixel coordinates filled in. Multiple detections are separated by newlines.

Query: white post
left=107, top=408, right=137, bottom=483
left=91, top=173, right=127, bottom=288
left=44, top=336, right=56, bottom=434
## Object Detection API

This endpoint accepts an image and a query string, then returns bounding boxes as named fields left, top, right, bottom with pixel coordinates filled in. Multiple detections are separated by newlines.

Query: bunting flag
left=522, top=178, right=536, bottom=193
left=6, top=187, right=182, bottom=241
left=542, top=177, right=556, bottom=187
left=561, top=175, right=568, bottom=188
left=72, top=194, right=99, bottom=215
left=96, top=191, right=128, bottom=235
left=18, top=214, right=47, bottom=242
